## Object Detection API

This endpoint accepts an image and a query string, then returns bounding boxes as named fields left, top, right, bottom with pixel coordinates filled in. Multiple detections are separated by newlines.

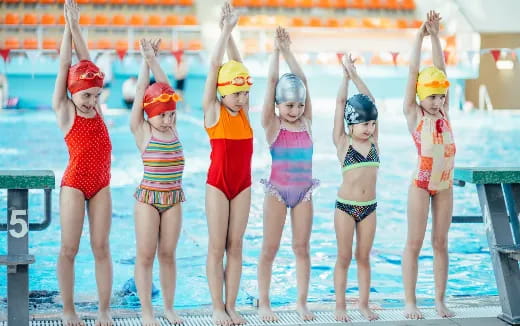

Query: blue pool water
left=1, top=104, right=518, bottom=310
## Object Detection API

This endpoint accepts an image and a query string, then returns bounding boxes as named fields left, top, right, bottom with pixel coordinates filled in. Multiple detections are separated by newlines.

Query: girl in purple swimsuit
left=257, top=26, right=319, bottom=322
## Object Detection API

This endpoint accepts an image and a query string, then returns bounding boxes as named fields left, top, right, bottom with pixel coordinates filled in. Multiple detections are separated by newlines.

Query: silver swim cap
left=275, top=73, right=306, bottom=105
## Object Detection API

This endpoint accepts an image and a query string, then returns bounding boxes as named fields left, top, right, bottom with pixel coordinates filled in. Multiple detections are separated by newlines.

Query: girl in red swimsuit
left=52, top=1, right=113, bottom=324
left=202, top=3, right=252, bottom=325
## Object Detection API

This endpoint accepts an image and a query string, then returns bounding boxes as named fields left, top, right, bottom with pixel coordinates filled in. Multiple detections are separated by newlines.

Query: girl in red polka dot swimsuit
left=51, top=1, right=113, bottom=325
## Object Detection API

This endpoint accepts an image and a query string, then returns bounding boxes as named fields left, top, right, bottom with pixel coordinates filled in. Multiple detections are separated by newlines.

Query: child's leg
left=86, top=186, right=113, bottom=325
left=431, top=188, right=455, bottom=318
left=291, top=200, right=315, bottom=321
left=58, top=186, right=86, bottom=326
left=402, top=184, right=430, bottom=319
left=205, top=185, right=232, bottom=326
left=134, top=201, right=160, bottom=324
left=355, top=212, right=378, bottom=321
left=224, top=187, right=251, bottom=325
left=258, top=194, right=287, bottom=321
left=333, top=208, right=355, bottom=322
left=157, top=204, right=183, bottom=324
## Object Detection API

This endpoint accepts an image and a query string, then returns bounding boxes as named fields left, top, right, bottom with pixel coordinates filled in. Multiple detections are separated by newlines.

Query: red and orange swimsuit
left=206, top=106, right=253, bottom=200
left=412, top=108, right=456, bottom=196
left=61, top=108, right=112, bottom=199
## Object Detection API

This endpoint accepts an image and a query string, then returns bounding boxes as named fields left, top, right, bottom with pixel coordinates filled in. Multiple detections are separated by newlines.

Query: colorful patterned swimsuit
left=412, top=108, right=456, bottom=196
left=134, top=133, right=185, bottom=213
left=261, top=119, right=319, bottom=208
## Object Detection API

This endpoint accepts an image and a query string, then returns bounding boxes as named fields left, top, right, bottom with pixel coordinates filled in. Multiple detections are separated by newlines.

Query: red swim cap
left=143, top=82, right=179, bottom=118
left=67, top=60, right=104, bottom=95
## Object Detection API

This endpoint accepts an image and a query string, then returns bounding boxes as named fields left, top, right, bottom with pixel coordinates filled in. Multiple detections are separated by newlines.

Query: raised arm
left=144, top=38, right=170, bottom=85
left=52, top=21, right=72, bottom=112
left=426, top=10, right=450, bottom=112
left=333, top=60, right=350, bottom=148
left=130, top=39, right=152, bottom=135
left=219, top=3, right=242, bottom=63
left=278, top=27, right=312, bottom=121
left=262, top=36, right=279, bottom=130
left=65, top=0, right=90, bottom=61
left=202, top=3, right=236, bottom=115
left=343, top=53, right=374, bottom=102
left=403, top=22, right=428, bottom=126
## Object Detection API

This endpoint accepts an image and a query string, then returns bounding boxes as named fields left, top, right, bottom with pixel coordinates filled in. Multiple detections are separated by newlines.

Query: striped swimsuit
left=261, top=120, right=319, bottom=208
left=134, top=134, right=185, bottom=213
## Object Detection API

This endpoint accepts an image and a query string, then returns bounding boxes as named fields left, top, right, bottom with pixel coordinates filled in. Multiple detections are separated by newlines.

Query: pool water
left=1, top=103, right=518, bottom=310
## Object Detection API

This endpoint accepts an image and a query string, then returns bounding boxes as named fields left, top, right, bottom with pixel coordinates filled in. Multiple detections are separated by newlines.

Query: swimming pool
left=1, top=104, right=518, bottom=311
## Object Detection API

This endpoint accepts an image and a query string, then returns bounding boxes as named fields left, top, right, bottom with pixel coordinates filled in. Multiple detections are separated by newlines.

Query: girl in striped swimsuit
left=258, top=27, right=319, bottom=322
left=130, top=38, right=184, bottom=325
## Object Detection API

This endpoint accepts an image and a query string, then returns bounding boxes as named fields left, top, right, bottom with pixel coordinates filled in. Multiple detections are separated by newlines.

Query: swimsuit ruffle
left=134, top=187, right=185, bottom=205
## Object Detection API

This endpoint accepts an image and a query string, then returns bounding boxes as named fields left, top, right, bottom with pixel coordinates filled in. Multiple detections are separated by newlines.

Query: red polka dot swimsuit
left=61, top=107, right=112, bottom=199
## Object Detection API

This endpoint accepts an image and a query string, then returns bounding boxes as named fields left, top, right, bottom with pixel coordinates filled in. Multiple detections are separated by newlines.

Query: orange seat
left=164, top=15, right=180, bottom=26
left=43, top=38, right=58, bottom=49
left=290, top=17, right=304, bottom=27
left=23, top=13, right=39, bottom=25
left=76, top=0, right=90, bottom=3
left=386, top=0, right=398, bottom=10
left=88, top=40, right=96, bottom=49
left=143, top=0, right=159, bottom=5
left=94, top=14, right=109, bottom=25
left=110, top=0, right=125, bottom=4
left=177, top=0, right=193, bottom=5
left=283, top=0, right=297, bottom=8
left=129, top=14, right=144, bottom=26
left=238, top=16, right=252, bottom=26
left=232, top=0, right=245, bottom=6
left=39, top=0, right=56, bottom=4
left=317, top=0, right=331, bottom=8
left=159, top=39, right=171, bottom=50
left=126, top=0, right=142, bottom=5
left=326, top=17, right=339, bottom=27
left=336, top=0, right=348, bottom=8
left=409, top=19, right=422, bottom=28
left=188, top=39, right=202, bottom=51
left=112, top=14, right=127, bottom=25
left=160, top=0, right=176, bottom=4
left=396, top=19, right=408, bottom=28
left=148, top=15, right=163, bottom=26
left=361, top=18, right=376, bottom=28
left=249, top=0, right=263, bottom=7
left=351, top=0, right=365, bottom=9
left=5, top=13, right=20, bottom=25
left=308, top=17, right=322, bottom=27
left=300, top=0, right=313, bottom=8
left=4, top=38, right=21, bottom=49
left=41, top=14, right=56, bottom=25
left=92, top=0, right=108, bottom=4
left=182, top=15, right=197, bottom=25
left=115, top=39, right=128, bottom=50
left=174, top=39, right=185, bottom=50
left=266, top=0, right=278, bottom=6
left=79, top=14, right=91, bottom=25
left=343, top=17, right=358, bottom=27
left=23, top=0, right=38, bottom=4
left=380, top=17, right=392, bottom=28
left=367, top=0, right=382, bottom=9
left=58, top=15, right=66, bottom=25
left=402, top=0, right=415, bottom=10
left=97, top=39, right=112, bottom=49
left=5, top=0, right=20, bottom=3
left=23, top=38, right=38, bottom=49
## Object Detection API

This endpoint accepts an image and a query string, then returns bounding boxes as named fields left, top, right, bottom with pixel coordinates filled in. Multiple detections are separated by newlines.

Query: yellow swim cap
left=416, top=66, right=450, bottom=101
left=217, top=60, right=252, bottom=96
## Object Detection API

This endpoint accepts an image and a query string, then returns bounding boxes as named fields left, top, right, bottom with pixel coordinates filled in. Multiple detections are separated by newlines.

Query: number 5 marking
left=9, top=209, right=28, bottom=239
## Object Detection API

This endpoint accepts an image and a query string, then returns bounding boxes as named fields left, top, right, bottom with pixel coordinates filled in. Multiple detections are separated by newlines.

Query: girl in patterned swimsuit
left=52, top=0, right=113, bottom=324
left=257, top=27, right=319, bottom=322
left=402, top=11, right=456, bottom=320
left=332, top=53, right=379, bottom=322
left=130, top=38, right=184, bottom=325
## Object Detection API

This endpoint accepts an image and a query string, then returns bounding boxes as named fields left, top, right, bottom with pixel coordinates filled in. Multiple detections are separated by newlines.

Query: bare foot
left=165, top=308, right=184, bottom=325
left=359, top=305, right=379, bottom=321
left=62, top=311, right=85, bottom=326
left=258, top=304, right=278, bottom=322
left=296, top=303, right=315, bottom=321
left=226, top=306, right=247, bottom=325
left=95, top=310, right=113, bottom=326
left=213, top=309, right=232, bottom=326
left=334, top=308, right=350, bottom=322
left=404, top=303, right=423, bottom=319
left=141, top=312, right=161, bottom=326
left=436, top=301, right=455, bottom=318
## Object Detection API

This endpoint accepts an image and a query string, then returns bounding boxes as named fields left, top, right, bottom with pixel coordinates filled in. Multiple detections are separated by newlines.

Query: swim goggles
left=143, top=93, right=181, bottom=107
left=79, top=71, right=105, bottom=80
left=416, top=80, right=450, bottom=88
left=217, top=76, right=253, bottom=87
